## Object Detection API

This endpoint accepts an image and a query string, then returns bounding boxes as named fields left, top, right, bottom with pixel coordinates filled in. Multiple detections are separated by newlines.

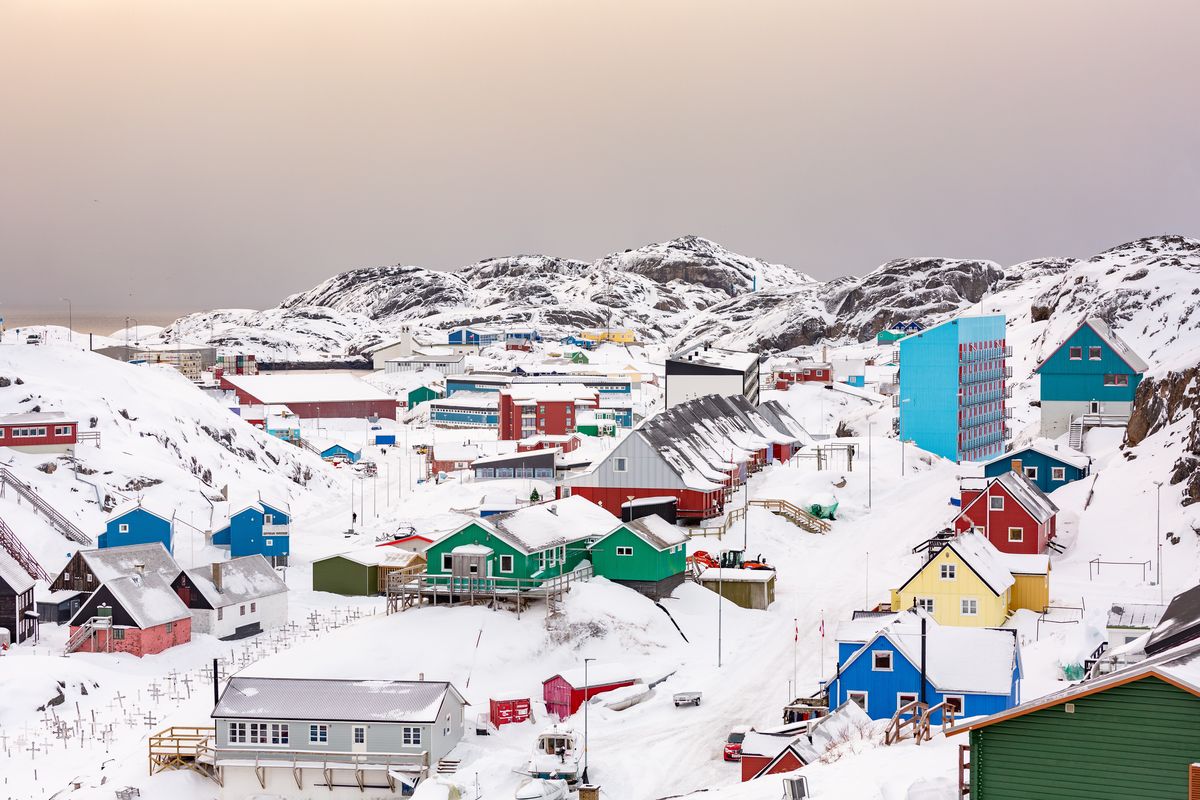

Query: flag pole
left=793, top=617, right=798, bottom=700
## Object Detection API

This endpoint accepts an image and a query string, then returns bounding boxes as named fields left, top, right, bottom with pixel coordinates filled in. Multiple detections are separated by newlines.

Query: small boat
left=524, top=725, right=581, bottom=784
left=514, top=778, right=569, bottom=800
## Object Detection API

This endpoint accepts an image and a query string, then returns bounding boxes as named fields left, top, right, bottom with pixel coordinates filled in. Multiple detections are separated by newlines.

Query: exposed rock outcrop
left=1126, top=365, right=1200, bottom=505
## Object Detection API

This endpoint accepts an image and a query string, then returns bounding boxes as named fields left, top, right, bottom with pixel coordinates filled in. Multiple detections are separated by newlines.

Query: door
left=1089, top=401, right=1100, bottom=413
left=352, top=725, right=367, bottom=753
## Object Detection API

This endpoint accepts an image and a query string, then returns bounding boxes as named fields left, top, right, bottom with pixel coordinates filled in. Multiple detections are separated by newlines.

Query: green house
left=588, top=515, right=689, bottom=599
left=407, top=385, right=443, bottom=409
left=951, top=645, right=1200, bottom=799
left=424, top=496, right=621, bottom=591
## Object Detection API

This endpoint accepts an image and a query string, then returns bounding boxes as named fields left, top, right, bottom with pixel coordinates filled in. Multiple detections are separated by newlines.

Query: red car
left=723, top=726, right=751, bottom=761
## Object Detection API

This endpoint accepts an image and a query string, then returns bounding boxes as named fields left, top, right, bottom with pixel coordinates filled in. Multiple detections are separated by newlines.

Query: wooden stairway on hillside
left=0, top=512, right=50, bottom=581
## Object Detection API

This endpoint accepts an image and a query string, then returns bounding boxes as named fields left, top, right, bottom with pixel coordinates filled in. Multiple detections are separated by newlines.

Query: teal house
left=97, top=500, right=174, bottom=553
left=981, top=439, right=1091, bottom=495
left=897, top=315, right=1010, bottom=463
left=320, top=442, right=361, bottom=464
left=587, top=514, right=688, bottom=599
left=1034, top=318, right=1149, bottom=437
left=407, top=385, right=443, bottom=409
left=424, top=496, right=620, bottom=592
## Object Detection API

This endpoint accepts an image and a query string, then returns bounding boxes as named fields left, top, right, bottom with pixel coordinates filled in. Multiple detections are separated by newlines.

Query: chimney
left=134, top=562, right=145, bottom=576
left=418, top=672, right=425, bottom=682
left=549, top=505, right=558, bottom=516
left=1011, top=459, right=1022, bottom=475
left=212, top=561, right=223, bottom=593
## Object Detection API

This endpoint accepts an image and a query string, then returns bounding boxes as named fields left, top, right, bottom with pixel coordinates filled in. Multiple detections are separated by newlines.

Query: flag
left=819, top=617, right=825, bottom=638
left=794, top=619, right=798, bottom=642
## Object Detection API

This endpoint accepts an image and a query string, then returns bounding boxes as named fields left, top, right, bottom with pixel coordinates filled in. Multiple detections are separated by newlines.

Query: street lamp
left=582, top=657, right=595, bottom=783
left=60, top=297, right=72, bottom=342
left=867, top=422, right=873, bottom=509
left=1154, top=481, right=1163, bottom=603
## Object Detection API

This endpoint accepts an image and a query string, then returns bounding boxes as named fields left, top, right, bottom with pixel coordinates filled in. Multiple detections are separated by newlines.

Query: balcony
left=262, top=523, right=290, bottom=536
left=961, top=368, right=1008, bottom=385
left=960, top=345, right=1011, bottom=364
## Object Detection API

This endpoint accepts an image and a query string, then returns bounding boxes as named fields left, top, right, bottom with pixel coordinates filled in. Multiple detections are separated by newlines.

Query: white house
left=173, top=556, right=288, bottom=639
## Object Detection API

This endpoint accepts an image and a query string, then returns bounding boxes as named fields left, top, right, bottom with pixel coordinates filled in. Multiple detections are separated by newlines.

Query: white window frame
left=961, top=598, right=979, bottom=616
left=1068, top=346, right=1082, bottom=360
left=1088, top=346, right=1102, bottom=361
left=1023, top=466, right=1038, bottom=480
left=119, top=523, right=130, bottom=533
left=940, top=564, right=956, bottom=581
left=269, top=723, right=289, bottom=745
left=229, top=722, right=247, bottom=743
left=989, top=496, right=1004, bottom=511
left=1008, top=527, right=1024, bottom=542
left=616, top=546, right=634, bottom=557
left=897, top=692, right=919, bottom=711
left=402, top=726, right=422, bottom=746
left=54, top=425, right=72, bottom=436
left=309, top=724, right=328, bottom=744
left=847, top=691, right=868, bottom=710
left=612, top=457, right=628, bottom=473
left=353, top=726, right=366, bottom=745
left=499, top=554, right=514, bottom=573
left=441, top=553, right=453, bottom=571
left=872, top=651, right=893, bottom=672
left=264, top=538, right=273, bottom=547
left=249, top=723, right=269, bottom=745
left=1051, top=467, right=1066, bottom=481
left=263, top=514, right=273, bottom=525
left=943, top=694, right=965, bottom=715
left=916, top=597, right=935, bottom=614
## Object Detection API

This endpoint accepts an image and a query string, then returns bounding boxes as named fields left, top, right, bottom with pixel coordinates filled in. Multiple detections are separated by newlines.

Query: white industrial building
left=664, top=343, right=761, bottom=408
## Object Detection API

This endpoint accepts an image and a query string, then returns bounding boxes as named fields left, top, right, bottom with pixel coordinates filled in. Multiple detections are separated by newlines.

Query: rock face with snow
left=1126, top=364, right=1200, bottom=506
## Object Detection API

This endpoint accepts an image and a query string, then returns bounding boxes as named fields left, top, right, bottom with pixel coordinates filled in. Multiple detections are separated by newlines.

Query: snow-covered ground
left=1, top=302, right=1198, bottom=800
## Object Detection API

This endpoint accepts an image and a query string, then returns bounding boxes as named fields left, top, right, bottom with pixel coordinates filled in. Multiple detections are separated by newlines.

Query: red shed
left=0, top=411, right=77, bottom=454
left=953, top=471, right=1058, bottom=555
left=220, top=374, right=398, bottom=420
left=489, top=696, right=533, bottom=727
left=542, top=665, right=637, bottom=719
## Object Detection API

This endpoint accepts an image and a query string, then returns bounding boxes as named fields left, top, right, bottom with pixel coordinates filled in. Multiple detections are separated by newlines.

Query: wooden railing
left=915, top=701, right=957, bottom=744
left=0, top=467, right=92, bottom=545
left=884, top=700, right=927, bottom=745
left=958, top=743, right=971, bottom=797
left=148, top=726, right=216, bottom=776
left=692, top=498, right=831, bottom=538
left=0, top=512, right=50, bottom=580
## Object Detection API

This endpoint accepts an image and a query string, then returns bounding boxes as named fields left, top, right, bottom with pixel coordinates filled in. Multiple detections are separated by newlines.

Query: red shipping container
left=489, top=697, right=533, bottom=727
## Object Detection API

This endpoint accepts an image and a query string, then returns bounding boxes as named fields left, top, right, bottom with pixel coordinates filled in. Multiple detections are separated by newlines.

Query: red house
left=518, top=433, right=583, bottom=455
left=220, top=374, right=398, bottom=420
left=498, top=386, right=598, bottom=441
left=953, top=471, right=1059, bottom=555
left=773, top=362, right=832, bottom=389
left=738, top=732, right=817, bottom=781
left=0, top=411, right=77, bottom=454
left=542, top=665, right=636, bottom=719
left=66, top=572, right=191, bottom=657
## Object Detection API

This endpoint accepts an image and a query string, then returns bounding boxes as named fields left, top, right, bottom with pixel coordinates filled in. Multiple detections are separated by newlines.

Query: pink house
left=67, top=571, right=191, bottom=656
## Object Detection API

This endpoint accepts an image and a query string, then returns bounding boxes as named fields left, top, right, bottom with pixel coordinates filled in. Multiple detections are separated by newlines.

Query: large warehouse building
left=220, top=374, right=397, bottom=420
left=664, top=343, right=761, bottom=408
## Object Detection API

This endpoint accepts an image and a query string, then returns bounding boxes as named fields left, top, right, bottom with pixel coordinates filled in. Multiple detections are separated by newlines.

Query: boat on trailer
left=514, top=777, right=569, bottom=800
left=524, top=726, right=581, bottom=784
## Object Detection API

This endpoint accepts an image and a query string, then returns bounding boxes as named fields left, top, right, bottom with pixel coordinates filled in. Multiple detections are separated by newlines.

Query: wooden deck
left=148, top=726, right=217, bottom=779
left=386, top=565, right=593, bottom=617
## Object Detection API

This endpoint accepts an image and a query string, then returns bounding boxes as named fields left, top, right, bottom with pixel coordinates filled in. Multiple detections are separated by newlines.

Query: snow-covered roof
left=668, top=343, right=759, bottom=372
left=740, top=731, right=800, bottom=759
left=319, top=546, right=423, bottom=568
left=959, top=471, right=1058, bottom=525
left=501, top=385, right=598, bottom=405
left=471, top=449, right=555, bottom=467
left=946, top=532, right=1016, bottom=595
left=604, top=515, right=689, bottom=551
left=838, top=610, right=1018, bottom=695
left=484, top=496, right=620, bottom=554
left=996, top=552, right=1050, bottom=576
left=546, top=662, right=636, bottom=689
left=1107, top=602, right=1169, bottom=629
left=222, top=374, right=394, bottom=404
left=0, top=411, right=75, bottom=426
left=106, top=498, right=173, bottom=524
left=430, top=392, right=497, bottom=409
left=698, top=568, right=775, bottom=583
left=432, top=443, right=481, bottom=462
left=385, top=354, right=465, bottom=365
left=0, top=550, right=34, bottom=595
left=99, top=572, right=191, bottom=628
left=451, top=544, right=493, bottom=556
left=982, top=439, right=1091, bottom=471
left=213, top=676, right=465, bottom=722
left=79, top=543, right=180, bottom=584
left=1146, top=584, right=1200, bottom=655
left=1084, top=318, right=1151, bottom=372
left=183, top=556, right=287, bottom=608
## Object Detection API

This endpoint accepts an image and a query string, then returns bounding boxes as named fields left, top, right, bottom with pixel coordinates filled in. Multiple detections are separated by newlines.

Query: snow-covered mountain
left=157, top=235, right=1200, bottom=365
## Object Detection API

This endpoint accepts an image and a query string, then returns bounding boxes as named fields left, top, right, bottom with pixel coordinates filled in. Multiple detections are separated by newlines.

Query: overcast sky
left=2, top=0, right=1198, bottom=313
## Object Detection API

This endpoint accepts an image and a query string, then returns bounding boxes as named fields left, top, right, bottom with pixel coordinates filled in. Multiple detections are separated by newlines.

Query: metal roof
left=183, top=555, right=288, bottom=608
left=78, top=543, right=180, bottom=584
left=0, top=549, right=34, bottom=595
left=1108, top=602, right=1169, bottom=629
left=213, top=676, right=465, bottom=722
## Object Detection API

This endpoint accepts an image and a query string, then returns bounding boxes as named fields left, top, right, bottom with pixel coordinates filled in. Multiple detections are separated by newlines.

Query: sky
left=1, top=0, right=1198, bottom=315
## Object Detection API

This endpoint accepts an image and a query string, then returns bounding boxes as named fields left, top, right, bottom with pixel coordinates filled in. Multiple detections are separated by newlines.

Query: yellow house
left=580, top=328, right=637, bottom=344
left=890, top=532, right=1050, bottom=627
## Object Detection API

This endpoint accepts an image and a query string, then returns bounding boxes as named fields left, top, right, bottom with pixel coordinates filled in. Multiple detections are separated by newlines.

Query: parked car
left=25, top=333, right=42, bottom=345
left=723, top=725, right=751, bottom=761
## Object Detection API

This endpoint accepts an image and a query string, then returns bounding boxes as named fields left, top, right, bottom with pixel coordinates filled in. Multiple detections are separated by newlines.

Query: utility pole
left=1155, top=481, right=1163, bottom=603
left=60, top=297, right=72, bottom=343
left=582, top=657, right=594, bottom=783
left=867, top=422, right=873, bottom=509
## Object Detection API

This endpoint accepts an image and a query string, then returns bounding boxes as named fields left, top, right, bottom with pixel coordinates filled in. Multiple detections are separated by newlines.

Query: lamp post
left=60, top=297, right=72, bottom=342
left=1154, top=480, right=1163, bottom=603
left=582, top=657, right=595, bottom=783
left=867, top=422, right=873, bottom=509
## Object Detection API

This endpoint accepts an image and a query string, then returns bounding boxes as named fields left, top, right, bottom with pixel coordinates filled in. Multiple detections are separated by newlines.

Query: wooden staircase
left=885, top=700, right=957, bottom=746
left=0, top=467, right=93, bottom=545
left=65, top=615, right=112, bottom=654
left=0, top=512, right=50, bottom=581
left=436, top=758, right=460, bottom=775
left=694, top=498, right=831, bottom=538
left=1068, top=418, right=1084, bottom=451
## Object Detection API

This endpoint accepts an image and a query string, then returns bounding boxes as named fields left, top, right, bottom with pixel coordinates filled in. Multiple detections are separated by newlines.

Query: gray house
left=212, top=676, right=468, bottom=798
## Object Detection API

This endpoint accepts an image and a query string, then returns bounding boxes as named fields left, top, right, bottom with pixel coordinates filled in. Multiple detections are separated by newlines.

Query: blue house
left=1034, top=317, right=1149, bottom=438
left=320, top=442, right=361, bottom=464
left=97, top=501, right=174, bottom=553
left=827, top=610, right=1020, bottom=724
left=981, top=439, right=1091, bottom=495
left=505, top=329, right=540, bottom=344
left=897, top=315, right=1010, bottom=463
left=447, top=326, right=502, bottom=347
left=212, top=497, right=291, bottom=566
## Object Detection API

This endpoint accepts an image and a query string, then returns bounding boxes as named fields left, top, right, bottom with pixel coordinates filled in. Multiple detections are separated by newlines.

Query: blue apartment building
left=896, top=315, right=1010, bottom=462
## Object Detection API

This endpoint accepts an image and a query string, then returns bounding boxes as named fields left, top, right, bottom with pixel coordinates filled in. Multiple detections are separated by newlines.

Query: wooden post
left=578, top=786, right=601, bottom=800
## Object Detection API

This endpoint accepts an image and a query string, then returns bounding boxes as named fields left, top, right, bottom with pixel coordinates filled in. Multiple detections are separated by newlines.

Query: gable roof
left=106, top=499, right=173, bottom=525
left=78, top=543, right=181, bottom=584
left=753, top=742, right=819, bottom=778
left=948, top=639, right=1200, bottom=735
left=319, top=546, right=423, bottom=568
left=1035, top=317, right=1150, bottom=375
left=957, top=471, right=1058, bottom=526
left=981, top=439, right=1091, bottom=471
left=895, top=532, right=1015, bottom=597
left=0, top=549, right=35, bottom=595
left=1145, top=584, right=1200, bottom=656
left=183, top=556, right=288, bottom=607
left=487, top=496, right=620, bottom=554
left=71, top=572, right=190, bottom=628
left=591, top=514, right=688, bottom=552
left=213, top=676, right=466, bottom=722
left=836, top=610, right=1019, bottom=695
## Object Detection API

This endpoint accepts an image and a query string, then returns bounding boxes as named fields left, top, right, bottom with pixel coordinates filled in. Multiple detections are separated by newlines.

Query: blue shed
left=827, top=610, right=1020, bottom=724
left=212, top=497, right=291, bottom=565
left=97, top=501, right=174, bottom=553
left=1034, top=317, right=1149, bottom=438
left=981, top=439, right=1091, bottom=495
left=320, top=443, right=361, bottom=464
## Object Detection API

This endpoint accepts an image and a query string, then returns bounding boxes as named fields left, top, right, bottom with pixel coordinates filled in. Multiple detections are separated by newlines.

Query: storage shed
left=542, top=664, right=637, bottom=719
left=588, top=515, right=688, bottom=600
left=698, top=568, right=776, bottom=610
left=312, top=546, right=424, bottom=596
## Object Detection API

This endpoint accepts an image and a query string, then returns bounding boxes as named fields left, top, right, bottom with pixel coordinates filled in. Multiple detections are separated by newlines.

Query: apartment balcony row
left=959, top=428, right=1011, bottom=453
left=960, top=387, right=1012, bottom=407
left=960, top=345, right=1013, bottom=364
left=960, top=365, right=1013, bottom=385
left=962, top=408, right=1012, bottom=428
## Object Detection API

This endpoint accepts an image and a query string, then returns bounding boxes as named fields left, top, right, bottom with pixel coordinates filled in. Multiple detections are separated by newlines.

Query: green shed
left=588, top=515, right=688, bottom=599
left=312, top=546, right=424, bottom=596
left=951, top=647, right=1200, bottom=799
left=407, top=385, right=443, bottom=409
left=697, top=568, right=775, bottom=610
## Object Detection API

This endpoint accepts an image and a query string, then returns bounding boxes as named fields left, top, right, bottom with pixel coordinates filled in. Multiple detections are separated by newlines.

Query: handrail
left=884, top=700, right=927, bottom=745
left=0, top=467, right=92, bottom=545
left=0, top=512, right=51, bottom=581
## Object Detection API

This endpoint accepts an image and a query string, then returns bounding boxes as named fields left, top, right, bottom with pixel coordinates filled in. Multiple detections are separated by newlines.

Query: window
left=939, top=564, right=956, bottom=581
left=353, top=726, right=366, bottom=745
left=847, top=691, right=868, bottom=710
left=217, top=607, right=224, bottom=620
left=264, top=539, right=273, bottom=547
left=442, top=553, right=453, bottom=571
left=270, top=723, right=289, bottom=745
left=1104, top=374, right=1129, bottom=386
left=249, top=723, right=268, bottom=744
left=54, top=425, right=72, bottom=436
left=309, top=724, right=328, bottom=744
left=872, top=651, right=893, bottom=671
left=1051, top=467, right=1066, bottom=481
left=229, top=722, right=247, bottom=743
left=402, top=726, right=423, bottom=745
left=961, top=598, right=979, bottom=616
left=240, top=605, right=246, bottom=616
left=112, top=627, right=126, bottom=640
left=498, top=554, right=513, bottom=573
left=1023, top=466, right=1038, bottom=480
left=1068, top=346, right=1082, bottom=360
left=263, top=514, right=273, bottom=525
left=897, top=693, right=919, bottom=711
left=1088, top=346, right=1102, bottom=360
left=943, top=695, right=964, bottom=715
left=915, top=597, right=935, bottom=614
left=1008, top=527, right=1024, bottom=542
left=119, top=523, right=130, bottom=533
left=64, top=572, right=71, bottom=582
left=165, top=621, right=174, bottom=633
left=989, top=496, right=1004, bottom=511
left=86, top=573, right=92, bottom=583
left=613, top=457, right=628, bottom=473
left=616, top=546, right=634, bottom=557
left=476, top=467, right=495, bottom=478
left=250, top=602, right=256, bottom=613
